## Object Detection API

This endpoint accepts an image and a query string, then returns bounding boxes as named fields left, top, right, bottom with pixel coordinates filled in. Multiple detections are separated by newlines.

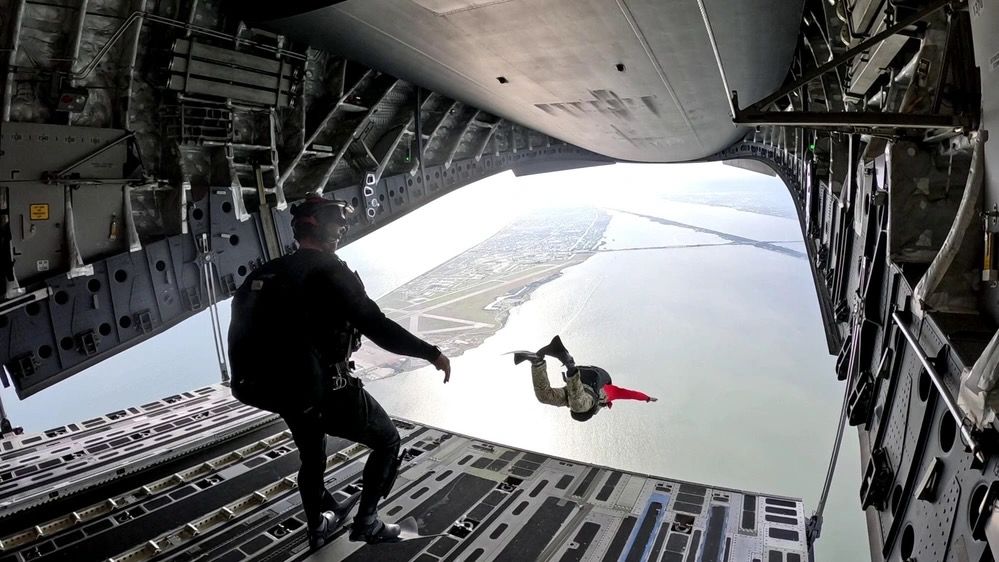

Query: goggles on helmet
left=291, top=196, right=354, bottom=232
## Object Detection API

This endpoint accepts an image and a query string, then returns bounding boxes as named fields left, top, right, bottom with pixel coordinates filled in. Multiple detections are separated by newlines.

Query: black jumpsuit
left=276, top=249, right=439, bottom=528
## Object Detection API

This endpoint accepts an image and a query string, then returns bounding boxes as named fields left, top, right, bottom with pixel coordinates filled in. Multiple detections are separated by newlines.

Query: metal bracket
left=74, top=329, right=99, bottom=357
left=10, top=352, right=38, bottom=379
left=254, top=165, right=282, bottom=262
left=223, top=146, right=251, bottom=224
left=805, top=513, right=822, bottom=551
left=182, top=286, right=202, bottom=311
left=860, top=447, right=893, bottom=510
left=135, top=310, right=154, bottom=334
left=982, top=204, right=999, bottom=227
left=220, top=273, right=237, bottom=297
left=3, top=270, right=25, bottom=300
left=847, top=370, right=876, bottom=426
left=64, top=185, right=94, bottom=279
left=361, top=172, right=380, bottom=222
left=916, top=457, right=943, bottom=502
left=835, top=331, right=854, bottom=380
left=0, top=287, right=50, bottom=317
left=971, top=481, right=999, bottom=541
left=122, top=184, right=142, bottom=253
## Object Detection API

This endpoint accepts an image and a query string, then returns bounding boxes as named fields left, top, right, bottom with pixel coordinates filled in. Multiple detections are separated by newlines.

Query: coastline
left=352, top=207, right=611, bottom=380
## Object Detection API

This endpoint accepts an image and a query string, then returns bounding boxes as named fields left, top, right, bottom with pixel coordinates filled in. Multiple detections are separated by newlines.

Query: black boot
left=308, top=493, right=359, bottom=550
left=349, top=518, right=402, bottom=544
left=536, top=336, right=574, bottom=367
left=513, top=351, right=543, bottom=365
left=308, top=512, right=338, bottom=550
left=332, top=492, right=360, bottom=526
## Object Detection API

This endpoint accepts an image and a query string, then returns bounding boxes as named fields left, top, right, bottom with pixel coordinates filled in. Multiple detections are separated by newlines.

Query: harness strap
left=328, top=360, right=362, bottom=391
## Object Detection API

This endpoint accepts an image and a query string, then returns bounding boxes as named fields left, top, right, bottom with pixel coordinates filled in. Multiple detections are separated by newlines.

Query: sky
left=0, top=161, right=866, bottom=561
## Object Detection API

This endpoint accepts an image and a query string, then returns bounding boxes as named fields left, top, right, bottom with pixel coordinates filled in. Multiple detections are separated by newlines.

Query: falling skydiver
left=513, top=336, right=657, bottom=421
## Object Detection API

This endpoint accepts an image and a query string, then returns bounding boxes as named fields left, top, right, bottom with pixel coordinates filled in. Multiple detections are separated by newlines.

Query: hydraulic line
left=807, top=311, right=860, bottom=557
left=200, top=233, right=230, bottom=385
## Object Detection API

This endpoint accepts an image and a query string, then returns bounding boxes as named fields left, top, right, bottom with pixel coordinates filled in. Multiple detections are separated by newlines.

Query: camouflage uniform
left=530, top=361, right=599, bottom=412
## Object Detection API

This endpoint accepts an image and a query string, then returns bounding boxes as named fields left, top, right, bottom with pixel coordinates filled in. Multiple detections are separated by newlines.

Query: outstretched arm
left=603, top=384, right=656, bottom=402
left=322, top=261, right=450, bottom=380
left=343, top=297, right=436, bottom=359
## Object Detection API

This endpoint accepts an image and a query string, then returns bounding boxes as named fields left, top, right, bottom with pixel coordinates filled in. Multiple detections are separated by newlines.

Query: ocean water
left=345, top=168, right=867, bottom=562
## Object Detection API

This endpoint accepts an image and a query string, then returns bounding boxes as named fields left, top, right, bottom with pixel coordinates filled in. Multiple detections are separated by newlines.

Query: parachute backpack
left=228, top=256, right=324, bottom=414
left=569, top=366, right=612, bottom=422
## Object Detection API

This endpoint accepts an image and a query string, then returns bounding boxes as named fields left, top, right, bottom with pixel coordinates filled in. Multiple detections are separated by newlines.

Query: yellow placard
left=29, top=204, right=49, bottom=220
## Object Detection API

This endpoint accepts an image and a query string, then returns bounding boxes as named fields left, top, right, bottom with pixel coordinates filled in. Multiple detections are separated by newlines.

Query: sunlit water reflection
left=356, top=196, right=865, bottom=562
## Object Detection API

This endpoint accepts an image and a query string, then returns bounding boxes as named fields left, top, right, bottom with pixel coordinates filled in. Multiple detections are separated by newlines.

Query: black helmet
left=570, top=409, right=596, bottom=422
left=290, top=196, right=353, bottom=243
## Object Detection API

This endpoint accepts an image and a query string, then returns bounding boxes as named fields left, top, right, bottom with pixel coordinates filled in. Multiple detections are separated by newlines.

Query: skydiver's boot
left=331, top=492, right=361, bottom=527
left=308, top=492, right=360, bottom=550
left=308, top=512, right=338, bottom=550
left=349, top=518, right=403, bottom=544
left=513, top=351, right=543, bottom=365
left=536, top=336, right=574, bottom=367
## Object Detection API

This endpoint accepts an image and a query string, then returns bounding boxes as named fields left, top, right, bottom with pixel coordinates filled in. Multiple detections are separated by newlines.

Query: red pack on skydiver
left=513, top=336, right=657, bottom=421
